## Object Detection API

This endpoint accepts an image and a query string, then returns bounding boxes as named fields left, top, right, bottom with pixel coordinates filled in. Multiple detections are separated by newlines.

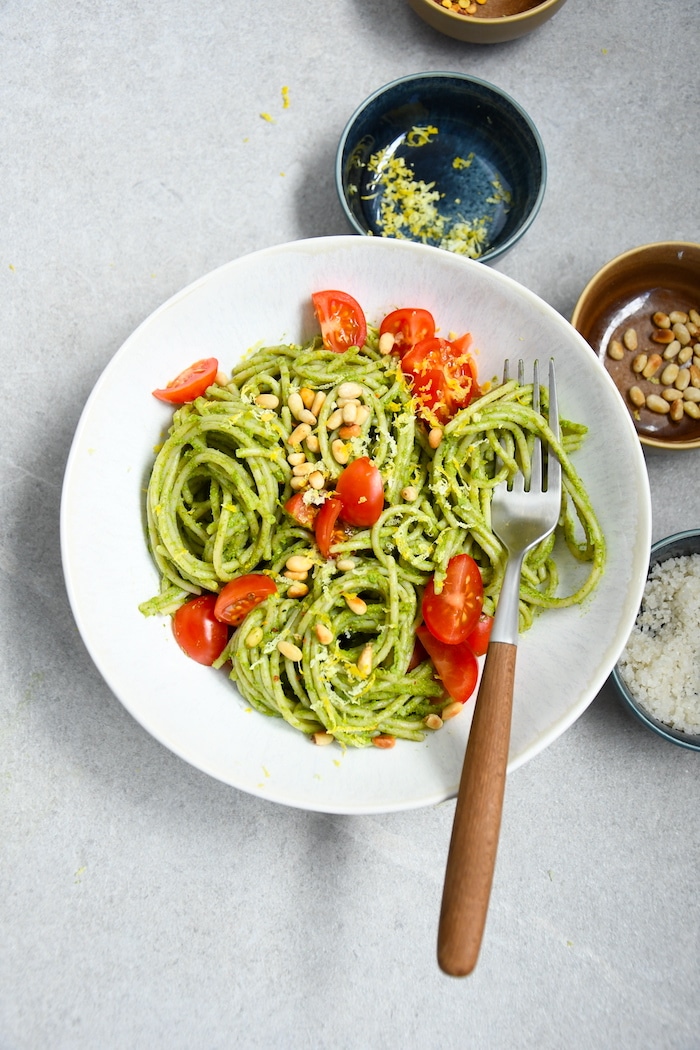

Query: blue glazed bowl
left=335, top=72, right=546, bottom=265
left=612, top=529, right=700, bottom=752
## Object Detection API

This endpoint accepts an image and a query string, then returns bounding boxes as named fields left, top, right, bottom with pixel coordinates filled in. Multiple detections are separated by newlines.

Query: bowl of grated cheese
left=613, top=529, right=700, bottom=751
left=335, top=72, right=546, bottom=265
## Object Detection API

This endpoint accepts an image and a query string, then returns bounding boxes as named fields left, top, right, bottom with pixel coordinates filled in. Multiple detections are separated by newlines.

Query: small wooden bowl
left=571, top=242, right=700, bottom=451
left=405, top=0, right=568, bottom=44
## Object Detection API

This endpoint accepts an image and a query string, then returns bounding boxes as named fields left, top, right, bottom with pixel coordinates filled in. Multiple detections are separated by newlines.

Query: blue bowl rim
left=612, top=528, right=700, bottom=752
left=334, top=70, right=547, bottom=264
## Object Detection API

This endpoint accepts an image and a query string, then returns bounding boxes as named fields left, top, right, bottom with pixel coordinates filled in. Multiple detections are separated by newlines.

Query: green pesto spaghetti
left=140, top=326, right=605, bottom=749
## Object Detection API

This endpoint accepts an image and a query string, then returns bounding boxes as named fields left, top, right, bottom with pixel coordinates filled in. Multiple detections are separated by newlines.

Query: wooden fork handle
left=437, top=640, right=517, bottom=977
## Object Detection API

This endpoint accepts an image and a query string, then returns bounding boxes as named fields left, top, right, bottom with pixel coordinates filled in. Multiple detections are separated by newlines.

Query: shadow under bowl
left=335, top=72, right=546, bottom=265
left=612, top=529, right=700, bottom=752
left=571, top=241, right=700, bottom=451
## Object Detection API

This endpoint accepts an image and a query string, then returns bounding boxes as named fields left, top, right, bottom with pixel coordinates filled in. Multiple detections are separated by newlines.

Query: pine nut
left=311, top=391, right=327, bottom=417
left=355, top=404, right=370, bottom=426
left=441, top=701, right=463, bottom=721
left=338, top=382, right=363, bottom=399
left=623, top=327, right=638, bottom=351
left=684, top=401, right=700, bottom=418
left=305, top=434, right=320, bottom=453
left=660, top=362, right=679, bottom=386
left=245, top=626, right=264, bottom=647
left=652, top=328, right=675, bottom=345
left=288, top=422, right=312, bottom=445
left=314, top=623, right=333, bottom=644
left=682, top=386, right=700, bottom=402
left=343, top=593, right=367, bottom=614
left=287, top=582, right=309, bottom=598
left=342, top=401, right=358, bottom=424
left=607, top=339, right=624, bottom=360
left=678, top=345, right=693, bottom=364
left=646, top=394, right=670, bottom=414
left=379, top=332, right=395, bottom=355
left=299, top=387, right=315, bottom=409
left=663, top=340, right=681, bottom=360
left=689, top=309, right=700, bottom=327
left=255, top=393, right=280, bottom=409
left=673, top=322, right=691, bottom=346
left=669, top=398, right=684, bottom=422
left=628, top=386, right=645, bottom=408
left=336, top=558, right=355, bottom=571
left=424, top=713, right=443, bottom=730
left=661, top=387, right=683, bottom=401
left=402, top=485, right=419, bottom=501
left=653, top=311, right=671, bottom=328
left=312, top=731, right=334, bottom=746
left=299, top=409, right=317, bottom=425
left=292, top=461, right=315, bottom=476
left=631, top=353, right=647, bottom=374
left=325, top=408, right=344, bottom=431
left=689, top=364, right=700, bottom=387
left=642, top=353, right=662, bottom=378
left=308, top=471, right=325, bottom=489
left=674, top=368, right=690, bottom=391
left=277, top=639, right=303, bottom=661
left=337, top=396, right=360, bottom=407
left=428, top=427, right=443, bottom=448
left=357, top=643, right=373, bottom=676
left=287, top=451, right=306, bottom=465
left=371, top=735, right=395, bottom=749
left=283, top=569, right=308, bottom=581
left=339, top=424, right=361, bottom=439
left=669, top=310, right=689, bottom=325
left=331, top=439, right=350, bottom=464
left=286, top=554, right=314, bottom=573
left=288, top=391, right=305, bottom=419
left=290, top=476, right=308, bottom=490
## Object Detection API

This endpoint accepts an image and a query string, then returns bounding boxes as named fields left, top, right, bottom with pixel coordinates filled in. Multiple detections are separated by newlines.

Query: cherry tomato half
left=466, top=612, right=494, bottom=658
left=153, top=358, right=219, bottom=404
left=421, top=554, right=484, bottom=646
left=315, top=497, right=343, bottom=559
left=335, top=457, right=384, bottom=527
left=312, top=290, right=367, bottom=353
left=401, top=336, right=480, bottom=424
left=284, top=492, right=318, bottom=529
left=172, top=594, right=229, bottom=666
left=379, top=308, right=435, bottom=356
left=214, top=574, right=277, bottom=626
left=416, top=626, right=479, bottom=705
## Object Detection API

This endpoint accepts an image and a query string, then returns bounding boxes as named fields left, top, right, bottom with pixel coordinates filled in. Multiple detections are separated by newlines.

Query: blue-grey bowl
left=612, top=529, right=700, bottom=752
left=335, top=72, right=546, bottom=265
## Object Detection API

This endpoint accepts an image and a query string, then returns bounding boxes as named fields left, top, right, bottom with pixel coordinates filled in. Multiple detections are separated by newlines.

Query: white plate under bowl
left=60, top=236, right=651, bottom=814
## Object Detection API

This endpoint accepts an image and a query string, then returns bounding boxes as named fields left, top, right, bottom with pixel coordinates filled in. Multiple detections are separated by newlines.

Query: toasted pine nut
left=338, top=381, right=363, bottom=399
left=689, top=308, right=700, bottom=327
left=441, top=701, right=463, bottom=721
left=642, top=353, right=662, bottom=378
left=652, top=328, right=675, bottom=344
left=314, top=623, right=333, bottom=644
left=287, top=582, right=309, bottom=598
left=663, top=340, right=681, bottom=360
left=331, top=439, right=349, bottom=464
left=660, top=363, right=679, bottom=386
left=628, top=385, right=645, bottom=408
left=673, top=322, right=691, bottom=346
left=379, top=332, right=395, bottom=355
left=402, top=485, right=418, bottom=502
left=646, top=394, right=670, bottom=414
left=682, top=386, right=700, bottom=403
left=337, top=396, right=360, bottom=408
left=300, top=409, right=317, bottom=425
left=290, top=476, right=308, bottom=491
left=688, top=364, right=700, bottom=388
left=292, top=461, right=315, bottom=476
left=308, top=471, right=325, bottom=489
left=287, top=451, right=306, bottom=466
left=305, top=433, right=320, bottom=453
left=255, top=393, right=280, bottom=409
left=288, top=391, right=305, bottom=419
left=336, top=558, right=356, bottom=571
left=245, top=626, right=264, bottom=647
left=653, top=311, right=671, bottom=328
left=661, top=387, right=683, bottom=402
left=622, top=327, right=638, bottom=351
left=688, top=321, right=698, bottom=337
left=669, top=398, right=684, bottom=422
left=343, top=593, right=367, bottom=614
left=371, top=734, right=395, bottom=749
left=277, top=639, right=303, bottom=661
left=325, top=408, right=344, bottom=431
left=339, top=423, right=361, bottom=439
left=424, top=713, right=443, bottom=730
left=311, top=391, right=326, bottom=417
left=678, top=345, right=693, bottom=364
left=684, top=400, right=700, bottom=418
left=674, top=368, right=690, bottom=391
left=428, top=427, right=443, bottom=448
left=669, top=310, right=689, bottom=325
left=355, top=404, right=370, bottom=425
left=312, top=731, right=334, bottom=746
left=342, top=401, right=358, bottom=424
left=288, top=422, right=312, bottom=445
left=631, top=353, right=647, bottom=373
left=299, top=387, right=315, bottom=409
left=283, top=569, right=308, bottom=581
left=357, top=644, right=373, bottom=676
left=607, top=339, right=624, bottom=360
left=286, top=554, right=314, bottom=573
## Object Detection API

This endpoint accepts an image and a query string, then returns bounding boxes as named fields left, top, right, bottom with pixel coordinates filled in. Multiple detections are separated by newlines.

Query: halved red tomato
left=153, top=358, right=219, bottom=403
left=173, top=594, right=229, bottom=665
left=416, top=625, right=479, bottom=705
left=284, top=492, right=318, bottom=529
left=379, top=308, right=435, bottom=356
left=315, top=497, right=344, bottom=559
left=312, top=290, right=367, bottom=353
left=335, top=457, right=384, bottom=527
left=422, top=554, right=484, bottom=645
left=466, top=612, right=494, bottom=658
left=214, top=574, right=277, bottom=626
left=401, top=336, right=480, bottom=424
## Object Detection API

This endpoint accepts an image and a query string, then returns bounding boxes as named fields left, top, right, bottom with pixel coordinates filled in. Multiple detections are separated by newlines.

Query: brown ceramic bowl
left=405, top=0, right=568, bottom=44
left=571, top=242, right=700, bottom=451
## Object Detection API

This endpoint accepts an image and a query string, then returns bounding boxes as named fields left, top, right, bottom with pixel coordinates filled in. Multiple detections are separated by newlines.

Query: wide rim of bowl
left=613, top=528, right=700, bottom=752
left=409, top=0, right=564, bottom=27
left=571, top=240, right=700, bottom=452
left=334, top=70, right=547, bottom=265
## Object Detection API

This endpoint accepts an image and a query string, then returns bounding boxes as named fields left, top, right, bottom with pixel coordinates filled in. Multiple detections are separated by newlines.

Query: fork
left=437, top=358, right=562, bottom=978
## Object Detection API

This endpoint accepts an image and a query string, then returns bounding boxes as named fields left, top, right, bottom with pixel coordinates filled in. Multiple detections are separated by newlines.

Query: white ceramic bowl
left=61, top=236, right=651, bottom=814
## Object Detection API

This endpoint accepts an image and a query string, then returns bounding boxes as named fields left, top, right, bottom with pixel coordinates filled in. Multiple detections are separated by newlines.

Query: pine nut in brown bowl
left=405, top=0, right=568, bottom=44
left=571, top=242, right=700, bottom=452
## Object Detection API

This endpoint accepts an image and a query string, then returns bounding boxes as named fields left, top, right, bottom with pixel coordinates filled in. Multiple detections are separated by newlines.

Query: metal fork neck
left=491, top=550, right=527, bottom=645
